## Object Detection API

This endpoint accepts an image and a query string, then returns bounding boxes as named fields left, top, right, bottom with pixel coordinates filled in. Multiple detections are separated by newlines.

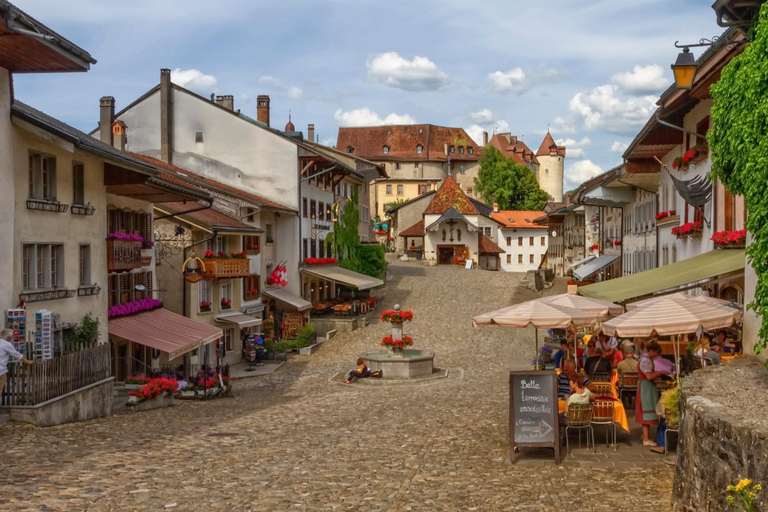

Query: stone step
left=0, top=413, right=10, bottom=424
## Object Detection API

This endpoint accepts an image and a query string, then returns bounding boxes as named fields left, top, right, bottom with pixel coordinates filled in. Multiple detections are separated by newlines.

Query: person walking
left=0, top=329, right=33, bottom=393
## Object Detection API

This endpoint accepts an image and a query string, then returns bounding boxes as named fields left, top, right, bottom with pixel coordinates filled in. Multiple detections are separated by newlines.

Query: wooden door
left=438, top=247, right=454, bottom=265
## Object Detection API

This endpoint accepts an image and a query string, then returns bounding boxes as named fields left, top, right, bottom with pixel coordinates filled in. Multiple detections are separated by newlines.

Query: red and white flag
left=269, top=262, right=288, bottom=288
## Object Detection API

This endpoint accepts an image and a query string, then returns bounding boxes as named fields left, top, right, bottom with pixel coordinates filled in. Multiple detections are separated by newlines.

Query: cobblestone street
left=0, top=260, right=674, bottom=511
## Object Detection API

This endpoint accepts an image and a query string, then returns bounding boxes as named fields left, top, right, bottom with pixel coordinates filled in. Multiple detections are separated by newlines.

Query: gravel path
left=0, top=259, right=674, bottom=511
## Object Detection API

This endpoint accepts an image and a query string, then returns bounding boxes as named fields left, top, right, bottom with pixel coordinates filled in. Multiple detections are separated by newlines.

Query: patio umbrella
left=625, top=292, right=736, bottom=311
left=472, top=300, right=599, bottom=368
left=601, top=297, right=742, bottom=384
left=539, top=293, right=624, bottom=318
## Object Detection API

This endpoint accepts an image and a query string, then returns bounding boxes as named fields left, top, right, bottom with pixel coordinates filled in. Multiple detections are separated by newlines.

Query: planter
left=244, top=292, right=260, bottom=302
left=716, top=242, right=746, bottom=249
left=657, top=215, right=681, bottom=228
left=140, top=256, right=152, bottom=266
left=125, top=392, right=174, bottom=412
left=124, top=383, right=142, bottom=390
left=200, top=306, right=211, bottom=313
left=689, top=152, right=708, bottom=166
left=180, top=390, right=198, bottom=398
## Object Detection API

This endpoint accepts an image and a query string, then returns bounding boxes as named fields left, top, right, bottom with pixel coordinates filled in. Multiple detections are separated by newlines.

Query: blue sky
left=15, top=0, right=722, bottom=190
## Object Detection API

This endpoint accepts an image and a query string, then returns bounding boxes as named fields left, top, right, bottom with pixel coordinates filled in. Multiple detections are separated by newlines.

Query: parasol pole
left=535, top=327, right=539, bottom=370
left=674, top=334, right=680, bottom=387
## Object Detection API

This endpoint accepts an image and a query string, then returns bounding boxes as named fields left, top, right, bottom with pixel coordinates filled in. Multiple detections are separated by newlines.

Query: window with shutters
left=224, top=328, right=234, bottom=352
left=199, top=280, right=212, bottom=311
left=303, top=238, right=308, bottom=259
left=318, top=202, right=325, bottom=221
left=530, top=254, right=534, bottom=264
left=311, top=237, right=317, bottom=258
left=506, top=236, right=511, bottom=246
left=243, top=275, right=260, bottom=301
left=310, top=200, right=317, bottom=219
left=28, top=152, right=57, bottom=201
left=79, top=245, right=91, bottom=286
left=302, top=197, right=308, bottom=218
left=529, top=236, right=534, bottom=246
left=220, top=281, right=232, bottom=310
left=541, top=236, right=546, bottom=246
left=518, top=237, right=523, bottom=246
left=21, top=244, right=64, bottom=290
left=386, top=184, right=392, bottom=195
left=72, top=162, right=85, bottom=205
left=506, top=254, right=511, bottom=264
left=243, top=235, right=260, bottom=254
left=518, top=254, right=523, bottom=264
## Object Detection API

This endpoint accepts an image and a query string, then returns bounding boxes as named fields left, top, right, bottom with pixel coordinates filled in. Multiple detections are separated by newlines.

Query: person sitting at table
left=617, top=344, right=638, bottom=376
left=706, top=340, right=722, bottom=365
left=344, top=358, right=369, bottom=384
left=715, top=330, right=737, bottom=353
left=585, top=347, right=612, bottom=376
left=636, top=340, right=669, bottom=446
left=567, top=373, right=593, bottom=407
left=582, top=337, right=597, bottom=366
left=553, top=339, right=569, bottom=370
left=558, top=359, right=595, bottom=399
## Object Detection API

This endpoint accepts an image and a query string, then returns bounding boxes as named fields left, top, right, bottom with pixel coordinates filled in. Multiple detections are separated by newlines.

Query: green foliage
left=475, top=146, right=550, bottom=210
left=660, top=386, right=680, bottom=429
left=67, top=313, right=99, bottom=351
left=269, top=324, right=317, bottom=352
left=384, top=198, right=406, bottom=214
left=709, top=4, right=768, bottom=355
left=326, top=187, right=388, bottom=278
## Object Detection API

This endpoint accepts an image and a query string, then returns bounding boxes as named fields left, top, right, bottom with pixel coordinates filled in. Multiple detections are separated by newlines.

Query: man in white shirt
left=0, top=329, right=33, bottom=393
left=596, top=332, right=618, bottom=361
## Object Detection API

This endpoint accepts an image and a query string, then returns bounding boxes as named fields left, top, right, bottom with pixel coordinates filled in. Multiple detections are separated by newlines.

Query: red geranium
left=381, top=310, right=413, bottom=324
left=304, top=257, right=338, bottom=265
left=381, top=335, right=414, bottom=349
left=129, top=378, right=178, bottom=400
left=711, top=229, right=746, bottom=245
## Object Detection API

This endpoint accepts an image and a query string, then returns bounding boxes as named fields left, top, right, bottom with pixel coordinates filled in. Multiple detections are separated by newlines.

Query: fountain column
left=391, top=304, right=403, bottom=357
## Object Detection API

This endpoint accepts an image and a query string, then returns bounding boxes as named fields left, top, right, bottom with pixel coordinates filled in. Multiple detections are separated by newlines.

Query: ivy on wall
left=709, top=3, right=768, bottom=355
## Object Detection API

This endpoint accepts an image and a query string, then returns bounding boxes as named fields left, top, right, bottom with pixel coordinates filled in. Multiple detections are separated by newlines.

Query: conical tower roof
left=536, top=131, right=558, bottom=157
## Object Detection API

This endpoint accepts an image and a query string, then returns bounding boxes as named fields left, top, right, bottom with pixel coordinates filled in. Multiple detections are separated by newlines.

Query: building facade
left=491, top=210, right=549, bottom=272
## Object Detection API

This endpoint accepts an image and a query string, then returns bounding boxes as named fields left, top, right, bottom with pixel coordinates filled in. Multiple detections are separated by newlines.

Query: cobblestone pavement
left=0, top=260, right=674, bottom=511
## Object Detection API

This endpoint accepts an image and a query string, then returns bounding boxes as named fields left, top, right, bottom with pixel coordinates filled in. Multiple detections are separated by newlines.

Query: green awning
left=579, top=249, right=745, bottom=303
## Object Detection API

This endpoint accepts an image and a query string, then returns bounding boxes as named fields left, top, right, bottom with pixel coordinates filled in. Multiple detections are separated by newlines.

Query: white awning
left=263, top=288, right=312, bottom=311
left=573, top=254, right=620, bottom=281
left=301, top=265, right=384, bottom=290
left=215, top=313, right=262, bottom=328
left=569, top=255, right=596, bottom=270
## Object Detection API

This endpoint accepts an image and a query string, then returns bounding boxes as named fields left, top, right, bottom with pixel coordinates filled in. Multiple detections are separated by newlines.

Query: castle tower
left=535, top=131, right=565, bottom=202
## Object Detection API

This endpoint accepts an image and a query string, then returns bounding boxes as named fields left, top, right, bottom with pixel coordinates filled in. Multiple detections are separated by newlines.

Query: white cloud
left=549, top=116, right=577, bottom=135
left=259, top=76, right=303, bottom=100
left=170, top=68, right=217, bottom=93
left=555, top=136, right=591, bottom=159
left=565, top=160, right=604, bottom=190
left=487, top=67, right=564, bottom=95
left=321, top=137, right=335, bottom=147
left=334, top=108, right=416, bottom=127
left=610, top=141, right=630, bottom=153
left=568, top=84, right=657, bottom=135
left=366, top=52, right=450, bottom=92
left=464, top=109, right=509, bottom=145
left=611, top=64, right=671, bottom=96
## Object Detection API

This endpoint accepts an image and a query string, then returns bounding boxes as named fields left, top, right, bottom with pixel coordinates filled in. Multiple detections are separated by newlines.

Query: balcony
left=107, top=239, right=142, bottom=272
left=201, top=258, right=251, bottom=279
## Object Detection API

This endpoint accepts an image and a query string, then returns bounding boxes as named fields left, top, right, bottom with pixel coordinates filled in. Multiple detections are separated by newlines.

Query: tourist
left=567, top=373, right=592, bottom=406
left=582, top=337, right=597, bottom=366
left=633, top=337, right=647, bottom=358
left=595, top=331, right=618, bottom=361
left=344, top=358, right=369, bottom=384
left=553, top=339, right=569, bottom=370
left=558, top=359, right=594, bottom=399
left=636, top=340, right=668, bottom=446
left=610, top=340, right=624, bottom=368
left=0, top=329, right=33, bottom=393
left=716, top=330, right=737, bottom=353
left=617, top=345, right=638, bottom=376
left=585, top=347, right=612, bottom=376
left=706, top=342, right=722, bottom=365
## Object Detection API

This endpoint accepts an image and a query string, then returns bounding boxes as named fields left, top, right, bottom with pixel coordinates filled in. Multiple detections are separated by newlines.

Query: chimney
left=257, top=95, right=270, bottom=127
left=99, top=96, right=115, bottom=145
left=565, top=192, right=573, bottom=204
left=112, top=120, right=127, bottom=151
left=308, top=123, right=315, bottom=143
left=215, top=95, right=234, bottom=111
left=482, top=131, right=488, bottom=146
left=160, top=68, right=173, bottom=163
left=493, top=202, right=499, bottom=213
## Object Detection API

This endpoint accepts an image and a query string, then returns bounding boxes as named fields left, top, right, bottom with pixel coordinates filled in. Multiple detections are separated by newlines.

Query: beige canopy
left=625, top=292, right=736, bottom=311
left=472, top=301, right=599, bottom=328
left=539, top=293, right=623, bottom=318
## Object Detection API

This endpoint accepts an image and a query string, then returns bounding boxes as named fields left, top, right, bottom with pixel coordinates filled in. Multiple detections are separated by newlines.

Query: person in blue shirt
left=553, top=339, right=569, bottom=370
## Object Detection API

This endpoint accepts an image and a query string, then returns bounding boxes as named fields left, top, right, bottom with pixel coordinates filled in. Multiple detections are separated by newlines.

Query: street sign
left=509, top=370, right=560, bottom=464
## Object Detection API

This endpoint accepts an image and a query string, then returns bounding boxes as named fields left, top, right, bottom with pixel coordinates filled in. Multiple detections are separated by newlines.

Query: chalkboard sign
left=509, top=370, right=560, bottom=463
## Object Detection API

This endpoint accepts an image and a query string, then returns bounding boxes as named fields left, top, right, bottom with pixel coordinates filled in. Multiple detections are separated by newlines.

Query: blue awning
left=573, top=254, right=620, bottom=281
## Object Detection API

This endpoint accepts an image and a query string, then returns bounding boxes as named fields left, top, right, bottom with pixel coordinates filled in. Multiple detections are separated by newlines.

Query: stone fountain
left=359, top=304, right=435, bottom=378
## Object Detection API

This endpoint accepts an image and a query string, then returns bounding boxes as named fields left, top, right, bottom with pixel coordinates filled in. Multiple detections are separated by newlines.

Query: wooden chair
left=589, top=372, right=613, bottom=382
left=591, top=400, right=616, bottom=452
left=566, top=403, right=594, bottom=454
left=592, top=382, right=613, bottom=398
left=619, top=372, right=638, bottom=407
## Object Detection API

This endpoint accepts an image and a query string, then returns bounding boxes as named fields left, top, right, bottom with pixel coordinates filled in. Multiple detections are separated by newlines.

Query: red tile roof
left=490, top=210, right=548, bottom=229
left=478, top=233, right=505, bottom=254
left=158, top=202, right=256, bottom=230
left=336, top=124, right=482, bottom=162
left=423, top=176, right=478, bottom=215
left=487, top=133, right=539, bottom=165
left=536, top=132, right=566, bottom=157
left=128, top=153, right=295, bottom=212
left=399, top=220, right=425, bottom=237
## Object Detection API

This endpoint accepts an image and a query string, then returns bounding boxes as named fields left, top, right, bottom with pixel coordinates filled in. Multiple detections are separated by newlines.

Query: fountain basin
left=360, top=349, right=435, bottom=379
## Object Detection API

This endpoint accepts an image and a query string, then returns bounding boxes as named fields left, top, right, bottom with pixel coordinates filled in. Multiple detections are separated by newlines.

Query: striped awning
left=472, top=300, right=598, bottom=328
left=573, top=254, right=619, bottom=281
left=109, top=308, right=222, bottom=360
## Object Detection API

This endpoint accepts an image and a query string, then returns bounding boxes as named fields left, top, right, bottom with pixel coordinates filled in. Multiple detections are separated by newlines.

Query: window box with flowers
left=220, top=297, right=232, bottom=310
left=126, top=378, right=178, bottom=410
left=711, top=229, right=746, bottom=248
left=672, top=221, right=703, bottom=240
left=672, top=142, right=709, bottom=171
left=656, top=210, right=680, bottom=228
left=199, top=301, right=212, bottom=313
left=244, top=288, right=260, bottom=301
left=589, top=244, right=599, bottom=251
left=201, top=251, right=250, bottom=278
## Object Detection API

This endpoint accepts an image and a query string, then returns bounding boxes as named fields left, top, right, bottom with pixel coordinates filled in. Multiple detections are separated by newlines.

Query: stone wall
left=673, top=357, right=768, bottom=511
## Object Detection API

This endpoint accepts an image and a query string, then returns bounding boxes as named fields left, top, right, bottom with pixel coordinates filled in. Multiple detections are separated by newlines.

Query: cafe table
left=559, top=380, right=630, bottom=432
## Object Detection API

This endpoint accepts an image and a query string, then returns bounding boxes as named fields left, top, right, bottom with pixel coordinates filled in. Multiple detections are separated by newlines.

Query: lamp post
left=671, top=47, right=697, bottom=90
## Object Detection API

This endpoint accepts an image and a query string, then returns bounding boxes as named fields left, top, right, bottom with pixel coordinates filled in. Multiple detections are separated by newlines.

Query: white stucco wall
left=498, top=227, right=548, bottom=272
left=537, top=154, right=564, bottom=203
left=0, top=68, right=14, bottom=313
left=623, top=189, right=657, bottom=275
left=300, top=182, right=335, bottom=259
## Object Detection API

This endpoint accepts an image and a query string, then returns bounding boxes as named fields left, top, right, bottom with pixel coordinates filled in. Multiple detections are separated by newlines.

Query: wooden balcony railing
left=201, top=258, right=251, bottom=279
left=107, top=239, right=142, bottom=272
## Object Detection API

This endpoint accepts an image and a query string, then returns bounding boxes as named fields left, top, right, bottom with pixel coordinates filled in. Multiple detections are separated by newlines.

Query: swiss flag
left=269, top=263, right=288, bottom=288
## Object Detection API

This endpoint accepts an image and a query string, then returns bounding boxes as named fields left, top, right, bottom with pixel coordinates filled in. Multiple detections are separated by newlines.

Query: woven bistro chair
left=589, top=371, right=613, bottom=382
left=592, top=382, right=613, bottom=398
left=618, top=372, right=639, bottom=407
left=591, top=400, right=617, bottom=452
left=566, top=403, right=594, bottom=454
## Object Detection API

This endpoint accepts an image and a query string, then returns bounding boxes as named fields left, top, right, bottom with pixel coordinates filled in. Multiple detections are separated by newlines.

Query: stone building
left=491, top=209, right=549, bottom=272
left=535, top=132, right=566, bottom=203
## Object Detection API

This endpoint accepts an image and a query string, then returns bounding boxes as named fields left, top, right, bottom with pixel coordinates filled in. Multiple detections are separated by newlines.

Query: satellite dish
left=134, top=284, right=147, bottom=292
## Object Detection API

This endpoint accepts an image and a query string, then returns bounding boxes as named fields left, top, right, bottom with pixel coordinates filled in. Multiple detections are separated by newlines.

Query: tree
left=475, top=146, right=550, bottom=210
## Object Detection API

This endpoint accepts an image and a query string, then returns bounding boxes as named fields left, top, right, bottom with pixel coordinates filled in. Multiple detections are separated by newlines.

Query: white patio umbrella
left=539, top=293, right=624, bottom=318
left=601, top=297, right=743, bottom=384
left=472, top=300, right=599, bottom=369
left=625, top=292, right=736, bottom=311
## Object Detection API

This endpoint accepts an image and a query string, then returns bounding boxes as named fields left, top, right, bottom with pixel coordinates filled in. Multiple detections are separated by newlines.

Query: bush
left=357, top=244, right=387, bottom=279
left=661, top=386, right=681, bottom=429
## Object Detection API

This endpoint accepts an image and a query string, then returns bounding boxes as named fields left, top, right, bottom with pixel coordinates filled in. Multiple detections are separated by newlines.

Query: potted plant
left=124, top=376, right=152, bottom=390
left=200, top=301, right=212, bottom=312
left=220, top=297, right=232, bottom=310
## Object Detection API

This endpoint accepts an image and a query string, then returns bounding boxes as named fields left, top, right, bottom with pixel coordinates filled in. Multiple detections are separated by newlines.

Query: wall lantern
left=671, top=47, right=697, bottom=90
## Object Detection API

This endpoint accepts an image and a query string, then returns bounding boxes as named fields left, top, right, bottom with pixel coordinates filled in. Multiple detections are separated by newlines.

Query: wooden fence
left=1, top=344, right=111, bottom=407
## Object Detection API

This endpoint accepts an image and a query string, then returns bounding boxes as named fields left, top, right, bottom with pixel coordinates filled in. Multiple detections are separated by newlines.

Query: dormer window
left=416, top=145, right=423, bottom=153
left=347, top=146, right=354, bottom=154
left=458, top=146, right=464, bottom=154
left=448, top=145, right=455, bottom=154
left=468, top=147, right=474, bottom=155
left=383, top=145, right=389, bottom=154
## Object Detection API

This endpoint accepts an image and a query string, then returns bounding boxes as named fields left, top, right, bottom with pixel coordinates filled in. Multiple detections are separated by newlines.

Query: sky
left=14, top=0, right=724, bottom=191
